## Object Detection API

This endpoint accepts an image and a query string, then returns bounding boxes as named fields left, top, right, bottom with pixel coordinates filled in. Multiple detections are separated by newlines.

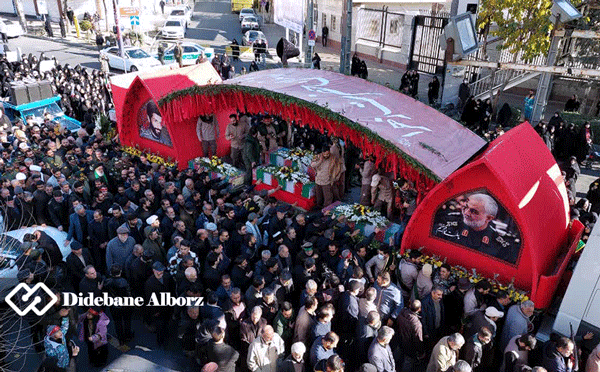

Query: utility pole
left=531, top=16, right=561, bottom=124
left=13, top=0, right=28, bottom=33
left=339, top=0, right=352, bottom=74
left=304, top=0, right=314, bottom=68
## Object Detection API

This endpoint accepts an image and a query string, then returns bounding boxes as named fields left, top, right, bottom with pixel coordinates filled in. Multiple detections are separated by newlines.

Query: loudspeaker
left=38, top=80, right=53, bottom=100
left=276, top=38, right=300, bottom=67
left=9, top=83, right=29, bottom=106
left=26, top=83, right=41, bottom=102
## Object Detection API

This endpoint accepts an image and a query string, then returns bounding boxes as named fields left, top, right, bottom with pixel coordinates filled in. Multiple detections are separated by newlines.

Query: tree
left=12, top=0, right=28, bottom=33
left=478, top=0, right=554, bottom=62
left=475, top=0, right=554, bottom=113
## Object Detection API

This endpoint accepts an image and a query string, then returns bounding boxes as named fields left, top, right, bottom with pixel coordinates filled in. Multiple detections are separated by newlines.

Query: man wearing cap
left=65, top=204, right=94, bottom=247
left=225, top=113, right=249, bottom=169
left=44, top=316, right=79, bottom=371
left=106, top=225, right=135, bottom=271
left=48, top=189, right=70, bottom=231
left=144, top=261, right=174, bottom=346
left=465, top=306, right=504, bottom=339
left=66, top=240, right=94, bottom=292
left=311, top=149, right=335, bottom=208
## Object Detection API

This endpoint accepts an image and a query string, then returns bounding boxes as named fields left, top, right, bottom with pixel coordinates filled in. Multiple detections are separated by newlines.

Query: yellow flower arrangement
left=121, top=146, right=177, bottom=167
left=406, top=249, right=528, bottom=303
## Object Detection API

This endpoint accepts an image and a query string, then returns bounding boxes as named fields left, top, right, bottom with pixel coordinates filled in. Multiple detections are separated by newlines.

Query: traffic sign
left=308, top=29, right=316, bottom=41
left=308, top=40, right=315, bottom=46
left=130, top=15, right=140, bottom=26
left=120, top=7, right=140, bottom=17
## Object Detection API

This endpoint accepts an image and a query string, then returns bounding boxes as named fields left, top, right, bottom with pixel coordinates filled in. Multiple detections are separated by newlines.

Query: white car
left=162, top=42, right=214, bottom=65
left=238, top=8, right=256, bottom=22
left=161, top=18, right=186, bottom=39
left=0, top=226, right=72, bottom=302
left=0, top=18, right=24, bottom=38
left=241, top=16, right=259, bottom=32
left=242, top=30, right=268, bottom=49
left=168, top=5, right=193, bottom=28
left=100, top=47, right=161, bottom=72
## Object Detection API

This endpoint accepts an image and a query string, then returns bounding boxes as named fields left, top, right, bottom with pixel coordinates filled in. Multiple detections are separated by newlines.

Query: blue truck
left=2, top=95, right=82, bottom=133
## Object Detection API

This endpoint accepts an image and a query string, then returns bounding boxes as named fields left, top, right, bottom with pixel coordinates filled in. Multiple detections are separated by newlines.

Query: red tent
left=110, top=63, right=222, bottom=163
left=402, top=124, right=583, bottom=308
left=155, top=68, right=486, bottom=194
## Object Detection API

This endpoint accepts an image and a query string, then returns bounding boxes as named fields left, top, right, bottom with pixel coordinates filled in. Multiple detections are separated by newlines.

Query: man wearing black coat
left=47, top=190, right=70, bottom=231
left=130, top=250, right=154, bottom=298
left=461, top=327, right=492, bottom=372
left=27, top=230, right=63, bottom=268
left=89, top=210, right=110, bottom=274
left=144, top=261, right=174, bottom=346
left=206, top=326, right=239, bottom=372
left=421, top=286, right=445, bottom=351
left=33, top=182, right=52, bottom=224
left=396, top=300, right=425, bottom=369
left=79, top=265, right=103, bottom=298
left=104, top=264, right=133, bottom=345
left=65, top=241, right=94, bottom=292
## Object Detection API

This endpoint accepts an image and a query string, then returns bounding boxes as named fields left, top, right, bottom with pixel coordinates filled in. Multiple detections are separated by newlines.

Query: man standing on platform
left=311, top=149, right=334, bottom=208
left=197, top=115, right=219, bottom=158
left=226, top=113, right=249, bottom=169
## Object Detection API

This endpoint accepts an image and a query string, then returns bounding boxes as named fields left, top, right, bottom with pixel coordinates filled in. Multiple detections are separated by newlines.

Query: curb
left=23, top=33, right=98, bottom=51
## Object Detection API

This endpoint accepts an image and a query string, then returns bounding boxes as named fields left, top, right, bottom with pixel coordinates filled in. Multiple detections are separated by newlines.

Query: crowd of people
left=0, top=52, right=113, bottom=132
left=1, top=51, right=600, bottom=372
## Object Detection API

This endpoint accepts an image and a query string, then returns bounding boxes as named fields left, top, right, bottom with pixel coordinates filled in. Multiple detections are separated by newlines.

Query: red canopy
left=402, top=124, right=583, bottom=308
left=225, top=69, right=486, bottom=180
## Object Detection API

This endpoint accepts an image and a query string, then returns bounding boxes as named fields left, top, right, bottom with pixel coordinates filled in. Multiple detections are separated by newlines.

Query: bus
left=231, top=0, right=253, bottom=13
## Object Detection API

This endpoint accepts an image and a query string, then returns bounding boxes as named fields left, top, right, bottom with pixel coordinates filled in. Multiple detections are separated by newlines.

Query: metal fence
left=408, top=14, right=449, bottom=75
left=355, top=7, right=405, bottom=50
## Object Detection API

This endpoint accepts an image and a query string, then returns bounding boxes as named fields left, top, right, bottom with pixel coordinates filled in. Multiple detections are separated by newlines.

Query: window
left=183, top=46, right=196, bottom=53
left=390, top=18, right=402, bottom=35
left=322, top=13, right=327, bottom=29
left=331, top=15, right=336, bottom=31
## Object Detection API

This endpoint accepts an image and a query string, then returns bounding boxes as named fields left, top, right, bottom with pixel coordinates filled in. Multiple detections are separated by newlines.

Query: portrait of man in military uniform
left=139, top=100, right=172, bottom=146
left=432, top=191, right=521, bottom=264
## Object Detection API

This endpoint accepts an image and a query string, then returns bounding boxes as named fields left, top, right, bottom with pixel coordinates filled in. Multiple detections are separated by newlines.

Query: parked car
left=0, top=226, right=72, bottom=302
left=241, top=16, right=259, bottom=32
left=161, top=42, right=214, bottom=65
left=238, top=8, right=256, bottom=22
left=161, top=18, right=186, bottom=39
left=100, top=47, right=161, bottom=72
left=242, top=30, right=268, bottom=49
left=0, top=18, right=24, bottom=38
left=168, top=5, right=193, bottom=28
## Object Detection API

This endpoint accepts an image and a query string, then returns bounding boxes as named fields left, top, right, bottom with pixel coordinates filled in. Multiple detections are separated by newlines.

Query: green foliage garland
left=158, top=84, right=441, bottom=183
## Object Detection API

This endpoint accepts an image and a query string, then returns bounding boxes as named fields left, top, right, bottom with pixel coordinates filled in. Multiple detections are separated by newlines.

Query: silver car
left=0, top=226, right=72, bottom=302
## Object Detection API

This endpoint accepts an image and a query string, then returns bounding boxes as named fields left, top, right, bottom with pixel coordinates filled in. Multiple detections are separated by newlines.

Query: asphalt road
left=5, top=0, right=284, bottom=74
